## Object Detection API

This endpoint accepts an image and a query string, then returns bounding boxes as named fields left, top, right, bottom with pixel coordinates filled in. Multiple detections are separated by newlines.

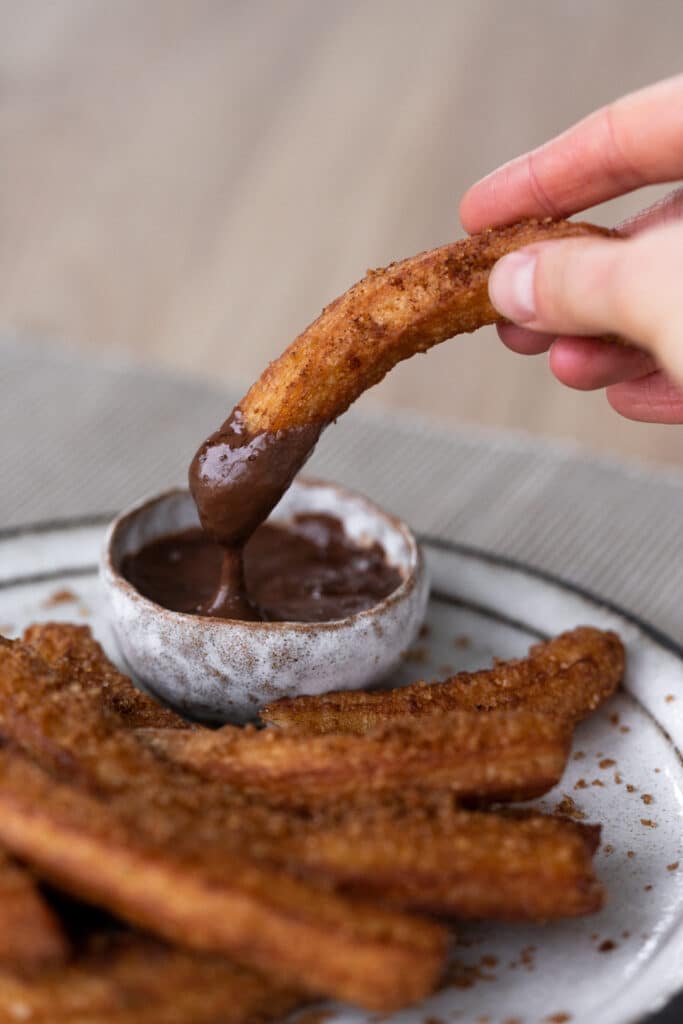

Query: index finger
left=460, top=74, right=683, bottom=234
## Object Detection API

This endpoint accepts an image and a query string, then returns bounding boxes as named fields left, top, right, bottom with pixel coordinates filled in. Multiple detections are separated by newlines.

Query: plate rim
left=1, top=513, right=681, bottom=661
left=421, top=533, right=683, bottom=663
left=2, top=515, right=682, bottom=1023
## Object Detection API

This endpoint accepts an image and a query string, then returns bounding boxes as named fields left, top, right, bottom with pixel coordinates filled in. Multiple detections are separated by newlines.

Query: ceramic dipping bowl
left=100, top=478, right=429, bottom=724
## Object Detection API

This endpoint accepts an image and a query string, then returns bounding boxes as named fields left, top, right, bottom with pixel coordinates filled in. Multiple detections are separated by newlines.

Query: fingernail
left=489, top=250, right=538, bottom=323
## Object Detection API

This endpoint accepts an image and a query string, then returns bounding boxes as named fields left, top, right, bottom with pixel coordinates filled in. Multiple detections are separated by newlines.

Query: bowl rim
left=102, top=477, right=425, bottom=633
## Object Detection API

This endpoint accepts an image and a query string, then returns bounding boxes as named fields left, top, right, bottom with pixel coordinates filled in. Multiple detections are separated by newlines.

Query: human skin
left=459, top=74, right=683, bottom=423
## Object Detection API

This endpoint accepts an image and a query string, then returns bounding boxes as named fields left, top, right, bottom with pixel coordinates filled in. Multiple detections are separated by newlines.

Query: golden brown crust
left=261, top=626, right=624, bottom=734
left=23, top=623, right=188, bottom=730
left=0, top=850, right=69, bottom=971
left=0, top=626, right=611, bottom=1006
left=0, top=928, right=304, bottom=1024
left=239, top=219, right=613, bottom=433
left=280, top=798, right=604, bottom=921
left=0, top=749, right=445, bottom=1011
left=0, top=639, right=446, bottom=1010
left=143, top=708, right=572, bottom=806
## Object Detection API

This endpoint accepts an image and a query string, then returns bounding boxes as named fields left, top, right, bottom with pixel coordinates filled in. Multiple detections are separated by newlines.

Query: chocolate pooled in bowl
left=121, top=512, right=402, bottom=623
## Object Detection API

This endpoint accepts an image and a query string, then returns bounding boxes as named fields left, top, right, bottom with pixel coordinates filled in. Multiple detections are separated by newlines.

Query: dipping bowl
left=100, top=479, right=429, bottom=723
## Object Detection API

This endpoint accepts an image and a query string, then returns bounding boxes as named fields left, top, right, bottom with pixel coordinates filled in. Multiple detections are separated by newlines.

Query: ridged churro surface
left=262, top=626, right=624, bottom=734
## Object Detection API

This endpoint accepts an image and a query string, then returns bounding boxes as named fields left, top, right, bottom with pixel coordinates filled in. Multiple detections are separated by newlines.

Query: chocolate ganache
left=188, top=409, right=321, bottom=548
left=187, top=408, right=323, bottom=618
left=122, top=513, right=402, bottom=623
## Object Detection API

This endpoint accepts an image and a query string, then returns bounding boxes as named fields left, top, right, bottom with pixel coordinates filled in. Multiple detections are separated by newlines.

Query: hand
left=459, top=74, right=683, bottom=423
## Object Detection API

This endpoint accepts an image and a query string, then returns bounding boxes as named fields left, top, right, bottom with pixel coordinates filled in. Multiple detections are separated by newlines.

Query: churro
left=262, top=626, right=624, bottom=734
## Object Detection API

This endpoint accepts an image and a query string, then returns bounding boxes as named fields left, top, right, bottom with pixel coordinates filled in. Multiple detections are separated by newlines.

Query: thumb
left=488, top=221, right=683, bottom=385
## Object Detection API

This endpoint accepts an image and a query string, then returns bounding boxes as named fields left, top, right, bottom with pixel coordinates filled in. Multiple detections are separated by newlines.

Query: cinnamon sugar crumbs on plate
left=544, top=1015, right=572, bottom=1023
left=401, top=646, right=429, bottom=664
left=572, top=751, right=585, bottom=761
left=641, top=794, right=654, bottom=805
left=554, top=796, right=587, bottom=821
left=441, top=959, right=496, bottom=990
left=598, top=940, right=617, bottom=953
left=591, top=779, right=605, bottom=787
left=619, top=725, right=631, bottom=734
left=640, top=819, right=657, bottom=828
left=667, top=862, right=679, bottom=872
left=665, top=694, right=676, bottom=702
left=520, top=945, right=535, bottom=970
left=41, top=588, right=78, bottom=608
left=644, top=884, right=653, bottom=892
left=614, top=772, right=623, bottom=784
left=453, top=634, right=471, bottom=649
left=626, top=784, right=637, bottom=793
left=574, top=779, right=588, bottom=790
left=627, top=850, right=636, bottom=859
left=599, top=758, right=616, bottom=769
left=609, top=713, right=620, bottom=726
left=602, top=844, right=614, bottom=856
left=418, top=624, right=431, bottom=639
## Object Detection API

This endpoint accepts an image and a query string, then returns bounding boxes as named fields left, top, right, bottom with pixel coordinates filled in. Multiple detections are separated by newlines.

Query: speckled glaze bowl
left=100, top=479, right=429, bottom=723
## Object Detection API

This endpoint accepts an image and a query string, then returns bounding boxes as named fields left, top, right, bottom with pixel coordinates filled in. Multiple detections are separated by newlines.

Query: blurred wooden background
left=1, top=0, right=682, bottom=464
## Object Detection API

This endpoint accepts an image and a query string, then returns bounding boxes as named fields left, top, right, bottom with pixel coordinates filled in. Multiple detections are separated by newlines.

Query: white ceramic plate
left=1, top=518, right=682, bottom=1024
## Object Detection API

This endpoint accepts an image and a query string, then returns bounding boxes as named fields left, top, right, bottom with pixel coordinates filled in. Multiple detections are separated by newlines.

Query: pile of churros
left=0, top=620, right=624, bottom=1021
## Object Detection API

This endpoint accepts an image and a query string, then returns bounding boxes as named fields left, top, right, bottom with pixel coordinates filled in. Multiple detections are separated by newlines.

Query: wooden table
left=1, top=0, right=682, bottom=468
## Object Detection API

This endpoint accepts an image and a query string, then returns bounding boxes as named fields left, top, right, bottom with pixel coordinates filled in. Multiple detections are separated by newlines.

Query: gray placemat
left=1, top=333, right=682, bottom=1022
left=2, top=335, right=682, bottom=641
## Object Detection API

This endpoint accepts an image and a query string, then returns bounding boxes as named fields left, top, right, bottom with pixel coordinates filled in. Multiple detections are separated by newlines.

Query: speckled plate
left=0, top=517, right=682, bottom=1024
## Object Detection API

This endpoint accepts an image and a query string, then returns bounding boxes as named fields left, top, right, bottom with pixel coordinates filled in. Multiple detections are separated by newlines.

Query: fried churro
left=262, top=626, right=624, bottom=734
left=0, top=926, right=303, bottom=1024
left=143, top=708, right=572, bottom=806
left=279, top=797, right=604, bottom=921
left=237, top=221, right=613, bottom=433
left=0, top=623, right=612, bottom=1008
left=190, top=220, right=612, bottom=551
left=187, top=220, right=612, bottom=617
left=23, top=622, right=187, bottom=730
left=0, top=638, right=446, bottom=1010
left=0, top=849, right=68, bottom=971
left=0, top=747, right=445, bottom=1011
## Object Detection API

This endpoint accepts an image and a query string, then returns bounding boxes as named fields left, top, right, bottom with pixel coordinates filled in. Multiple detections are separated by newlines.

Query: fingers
left=617, top=185, right=683, bottom=236
left=487, top=221, right=683, bottom=384
left=499, top=328, right=681, bottom=421
left=607, top=371, right=683, bottom=423
left=461, top=74, right=683, bottom=233
left=498, top=329, right=658, bottom=387
left=497, top=323, right=555, bottom=355
left=548, top=337, right=658, bottom=391
left=497, top=187, right=683, bottom=361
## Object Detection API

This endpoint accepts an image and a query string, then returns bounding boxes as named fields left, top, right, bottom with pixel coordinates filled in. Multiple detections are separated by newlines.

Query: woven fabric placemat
left=3, top=335, right=682, bottom=640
